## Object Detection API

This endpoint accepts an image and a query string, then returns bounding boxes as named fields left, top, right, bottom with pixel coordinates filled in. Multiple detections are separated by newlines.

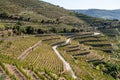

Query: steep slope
left=1, top=0, right=120, bottom=79
left=0, top=0, right=85, bottom=24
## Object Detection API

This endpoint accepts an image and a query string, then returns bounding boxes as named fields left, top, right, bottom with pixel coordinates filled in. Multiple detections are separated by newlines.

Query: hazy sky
left=43, top=0, right=120, bottom=10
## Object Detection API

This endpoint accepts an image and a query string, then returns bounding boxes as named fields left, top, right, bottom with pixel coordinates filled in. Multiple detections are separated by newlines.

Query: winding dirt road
left=52, top=38, right=77, bottom=79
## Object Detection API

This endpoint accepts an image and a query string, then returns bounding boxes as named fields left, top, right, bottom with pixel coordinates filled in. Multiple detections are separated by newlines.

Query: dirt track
left=18, top=41, right=41, bottom=60
left=52, top=38, right=77, bottom=79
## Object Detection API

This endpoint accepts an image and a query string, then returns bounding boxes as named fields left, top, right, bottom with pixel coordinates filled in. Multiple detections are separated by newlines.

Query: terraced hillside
left=73, top=33, right=113, bottom=53
left=0, top=33, right=120, bottom=79
left=1, top=0, right=120, bottom=79
left=57, top=33, right=115, bottom=79
left=23, top=35, right=65, bottom=74
left=0, top=0, right=85, bottom=25
left=0, top=35, right=68, bottom=79
left=0, top=36, right=40, bottom=58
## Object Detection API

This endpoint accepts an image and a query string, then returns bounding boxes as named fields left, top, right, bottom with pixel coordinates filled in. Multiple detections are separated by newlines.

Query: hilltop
left=0, top=0, right=90, bottom=34
left=0, top=0, right=85, bottom=24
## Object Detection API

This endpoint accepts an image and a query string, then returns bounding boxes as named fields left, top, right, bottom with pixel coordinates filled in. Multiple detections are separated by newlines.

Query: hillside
left=73, top=9, right=120, bottom=20
left=1, top=0, right=120, bottom=80
left=0, top=0, right=85, bottom=24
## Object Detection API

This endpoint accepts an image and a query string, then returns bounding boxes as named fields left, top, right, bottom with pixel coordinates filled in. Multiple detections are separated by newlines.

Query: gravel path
left=52, top=38, right=77, bottom=79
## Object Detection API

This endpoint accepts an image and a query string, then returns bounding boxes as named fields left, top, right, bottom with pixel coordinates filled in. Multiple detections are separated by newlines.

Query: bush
left=92, top=61, right=120, bottom=79
left=37, top=29, right=44, bottom=34
left=25, top=26, right=34, bottom=34
left=0, top=12, right=9, bottom=18
left=49, top=28, right=57, bottom=33
left=0, top=40, right=4, bottom=44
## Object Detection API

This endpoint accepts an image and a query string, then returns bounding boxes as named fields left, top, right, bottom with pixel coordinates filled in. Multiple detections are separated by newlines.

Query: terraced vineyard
left=73, top=34, right=113, bottom=53
left=0, top=36, right=40, bottom=58
left=57, top=34, right=115, bottom=79
left=0, top=61, right=59, bottom=80
left=41, top=35, right=66, bottom=45
left=5, top=64, right=27, bottom=80
left=23, top=42, right=64, bottom=74
left=0, top=65, right=10, bottom=80
left=24, top=69, right=39, bottom=80
left=1, top=0, right=120, bottom=79
left=0, top=35, right=73, bottom=79
left=0, top=33, right=119, bottom=80
left=22, top=35, right=65, bottom=74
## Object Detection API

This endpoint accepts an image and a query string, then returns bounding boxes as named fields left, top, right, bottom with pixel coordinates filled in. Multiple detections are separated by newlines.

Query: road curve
left=52, top=38, right=77, bottom=79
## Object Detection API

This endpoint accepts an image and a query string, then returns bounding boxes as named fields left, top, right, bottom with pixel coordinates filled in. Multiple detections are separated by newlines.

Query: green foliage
left=49, top=28, right=57, bottom=33
left=0, top=12, right=9, bottom=18
left=0, top=0, right=120, bottom=79
left=71, top=28, right=79, bottom=33
left=34, top=69, right=45, bottom=80
left=0, top=62, right=17, bottom=80
left=10, top=75, right=17, bottom=80
left=1, top=34, right=4, bottom=38
left=15, top=64, right=32, bottom=80
left=0, top=40, right=4, bottom=44
left=25, top=26, right=34, bottom=34
left=0, top=74, right=6, bottom=80
left=92, top=61, right=120, bottom=79
left=37, top=28, right=44, bottom=34
left=12, top=22, right=23, bottom=35
left=45, top=69, right=57, bottom=80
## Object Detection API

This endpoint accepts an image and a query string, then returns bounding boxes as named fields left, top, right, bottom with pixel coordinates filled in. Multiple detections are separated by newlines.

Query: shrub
left=25, top=26, right=34, bottom=34
left=37, top=29, right=44, bottom=34
left=0, top=40, right=4, bottom=44
left=49, top=28, right=57, bottom=33
left=0, top=12, right=9, bottom=18
left=92, top=61, right=120, bottom=79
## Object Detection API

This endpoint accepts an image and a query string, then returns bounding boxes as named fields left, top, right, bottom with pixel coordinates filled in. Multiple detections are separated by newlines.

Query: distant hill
left=73, top=9, right=120, bottom=20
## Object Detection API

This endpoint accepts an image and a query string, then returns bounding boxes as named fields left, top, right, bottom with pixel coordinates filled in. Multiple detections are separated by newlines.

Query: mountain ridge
left=73, top=9, right=120, bottom=20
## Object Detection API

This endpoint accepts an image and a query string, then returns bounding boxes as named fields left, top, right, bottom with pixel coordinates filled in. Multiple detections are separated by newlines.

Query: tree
left=71, top=28, right=79, bottom=33
left=26, top=26, right=34, bottom=34
left=0, top=12, right=9, bottom=18
left=37, top=29, right=44, bottom=34
left=8, top=31, right=12, bottom=36
left=49, top=28, right=57, bottom=33
left=13, top=22, right=22, bottom=35
left=1, top=33, right=4, bottom=37
left=63, top=28, right=67, bottom=33
left=71, top=28, right=76, bottom=33
left=27, top=17, right=31, bottom=21
left=41, top=20, right=45, bottom=23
